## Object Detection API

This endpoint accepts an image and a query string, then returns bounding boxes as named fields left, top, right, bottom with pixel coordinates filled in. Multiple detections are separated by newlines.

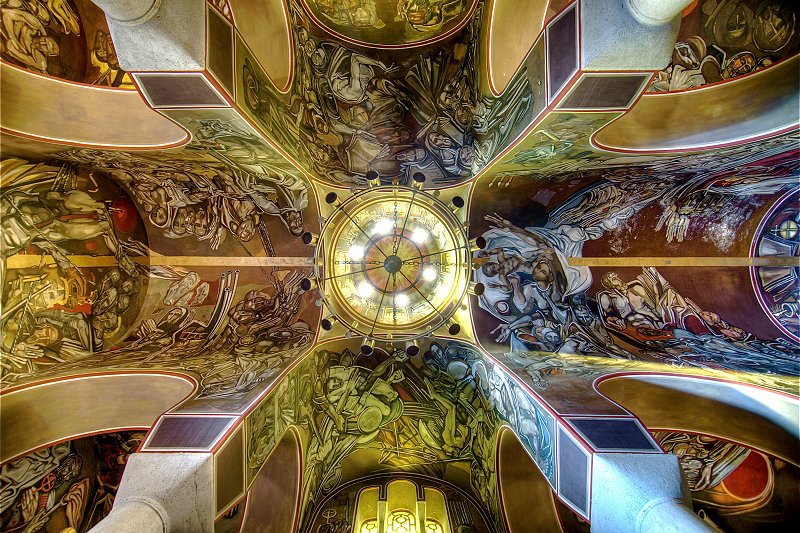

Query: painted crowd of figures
left=1, top=431, right=146, bottom=533
left=246, top=340, right=555, bottom=532
left=472, top=140, right=800, bottom=382
left=239, top=1, right=532, bottom=186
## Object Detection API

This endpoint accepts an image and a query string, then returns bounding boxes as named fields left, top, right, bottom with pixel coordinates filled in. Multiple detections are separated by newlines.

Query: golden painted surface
left=484, top=0, right=549, bottom=94
left=0, top=373, right=196, bottom=462
left=228, top=0, right=292, bottom=90
left=595, top=55, right=800, bottom=152
left=6, top=255, right=313, bottom=268
left=0, top=63, right=188, bottom=148
left=567, top=256, right=800, bottom=267
left=598, top=375, right=800, bottom=467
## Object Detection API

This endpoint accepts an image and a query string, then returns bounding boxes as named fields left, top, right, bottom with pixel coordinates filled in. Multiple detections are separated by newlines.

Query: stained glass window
left=387, top=510, right=416, bottom=533
left=425, top=519, right=444, bottom=533
left=360, top=519, right=378, bottom=533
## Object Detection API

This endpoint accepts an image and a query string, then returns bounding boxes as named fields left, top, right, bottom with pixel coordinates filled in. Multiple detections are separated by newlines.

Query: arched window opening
left=360, top=519, right=378, bottom=533
left=387, top=510, right=416, bottom=533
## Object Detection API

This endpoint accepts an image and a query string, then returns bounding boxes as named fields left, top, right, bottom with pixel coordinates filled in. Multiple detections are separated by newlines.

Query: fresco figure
left=653, top=430, right=799, bottom=532
left=240, top=2, right=532, bottom=186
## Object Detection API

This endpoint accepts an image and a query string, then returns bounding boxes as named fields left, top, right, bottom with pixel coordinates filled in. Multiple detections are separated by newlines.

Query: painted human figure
left=597, top=272, right=660, bottom=331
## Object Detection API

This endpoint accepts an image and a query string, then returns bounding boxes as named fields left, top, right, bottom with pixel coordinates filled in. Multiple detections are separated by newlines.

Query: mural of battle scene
left=245, top=340, right=557, bottom=532
left=299, top=0, right=478, bottom=46
left=470, top=147, right=800, bottom=381
left=653, top=431, right=800, bottom=533
left=0, top=0, right=132, bottom=87
left=650, top=0, right=798, bottom=92
left=1, top=110, right=321, bottom=407
left=0, top=430, right=146, bottom=533
left=236, top=0, right=534, bottom=186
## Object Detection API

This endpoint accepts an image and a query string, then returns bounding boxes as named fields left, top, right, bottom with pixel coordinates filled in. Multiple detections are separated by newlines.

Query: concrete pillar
left=89, top=453, right=214, bottom=533
left=90, top=499, right=165, bottom=533
left=590, top=453, right=716, bottom=533
left=89, top=0, right=205, bottom=71
left=625, top=0, right=694, bottom=26
left=580, top=0, right=681, bottom=71
left=89, top=0, right=162, bottom=26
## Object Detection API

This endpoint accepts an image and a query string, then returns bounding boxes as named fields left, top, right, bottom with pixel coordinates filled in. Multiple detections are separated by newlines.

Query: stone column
left=590, top=453, right=716, bottom=533
left=89, top=453, right=214, bottom=533
left=580, top=0, right=682, bottom=71
left=89, top=0, right=162, bottom=26
left=88, top=0, right=205, bottom=71
left=90, top=500, right=165, bottom=533
left=625, top=0, right=695, bottom=26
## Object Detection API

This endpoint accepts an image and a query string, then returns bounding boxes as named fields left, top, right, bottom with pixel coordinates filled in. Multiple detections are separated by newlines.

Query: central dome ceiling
left=314, top=183, right=470, bottom=344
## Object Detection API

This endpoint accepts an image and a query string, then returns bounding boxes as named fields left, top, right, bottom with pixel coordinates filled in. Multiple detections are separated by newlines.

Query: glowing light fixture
left=311, top=183, right=472, bottom=349
left=374, top=218, right=393, bottom=235
left=349, top=245, right=365, bottom=260
left=411, top=228, right=429, bottom=243
left=422, top=267, right=437, bottom=282
left=357, top=281, right=374, bottom=298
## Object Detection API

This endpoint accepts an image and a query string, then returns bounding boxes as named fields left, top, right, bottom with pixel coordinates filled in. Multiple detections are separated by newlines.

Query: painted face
left=193, top=210, right=208, bottom=235
left=673, top=41, right=701, bottom=69
left=602, top=272, right=625, bottom=291
left=429, top=132, right=453, bottom=148
left=481, top=262, right=500, bottom=277
left=29, top=324, right=60, bottom=345
left=574, top=305, right=593, bottom=325
left=283, top=210, right=304, bottom=236
left=723, top=52, right=756, bottom=78
left=533, top=261, right=552, bottom=283
left=149, top=206, right=169, bottom=227
left=397, top=148, right=426, bottom=162
left=37, top=37, right=60, bottom=56
left=236, top=217, right=257, bottom=241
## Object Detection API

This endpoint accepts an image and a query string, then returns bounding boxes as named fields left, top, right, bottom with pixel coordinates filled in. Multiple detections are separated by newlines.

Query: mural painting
left=1, top=158, right=149, bottom=372
left=246, top=340, right=556, bottom=532
left=299, top=0, right=478, bottom=46
left=653, top=430, right=800, bottom=532
left=0, top=430, right=146, bottom=533
left=487, top=111, right=800, bottom=183
left=209, top=0, right=233, bottom=22
left=470, top=151, right=800, bottom=379
left=236, top=0, right=534, bottom=186
left=650, top=0, right=798, bottom=92
left=0, top=0, right=132, bottom=87
left=1, top=110, right=321, bottom=408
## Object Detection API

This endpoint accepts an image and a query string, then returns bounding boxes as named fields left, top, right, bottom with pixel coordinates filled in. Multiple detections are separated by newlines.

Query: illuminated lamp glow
left=411, top=228, right=429, bottom=243
left=349, top=245, right=364, bottom=260
left=357, top=281, right=374, bottom=298
left=422, top=267, right=437, bottom=282
left=395, top=293, right=410, bottom=306
left=374, top=219, right=393, bottom=235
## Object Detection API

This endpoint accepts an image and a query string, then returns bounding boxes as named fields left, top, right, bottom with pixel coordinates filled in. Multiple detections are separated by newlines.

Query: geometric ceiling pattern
left=1, top=1, right=798, bottom=533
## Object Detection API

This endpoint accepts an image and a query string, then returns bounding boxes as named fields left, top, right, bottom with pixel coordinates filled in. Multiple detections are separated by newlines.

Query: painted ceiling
left=0, top=1, right=798, bottom=532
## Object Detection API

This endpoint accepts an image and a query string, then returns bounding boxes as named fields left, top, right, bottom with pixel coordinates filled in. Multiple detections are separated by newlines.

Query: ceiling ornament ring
left=302, top=172, right=484, bottom=355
